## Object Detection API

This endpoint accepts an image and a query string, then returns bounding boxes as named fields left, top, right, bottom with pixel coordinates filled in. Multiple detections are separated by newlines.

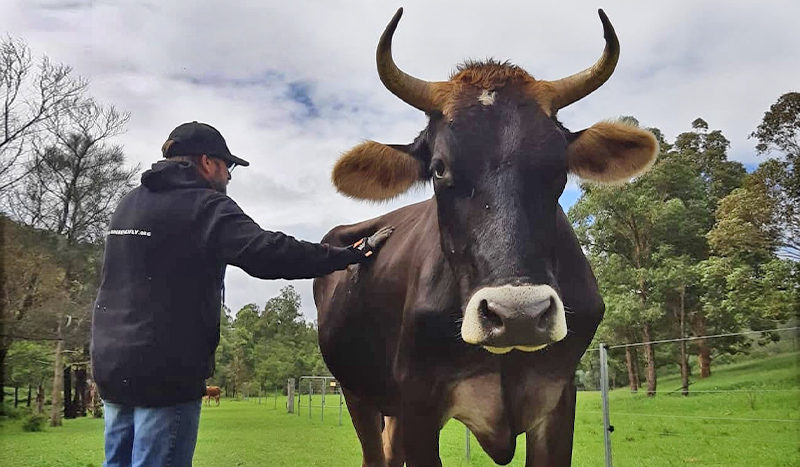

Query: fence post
left=599, top=343, right=613, bottom=467
left=287, top=378, right=295, bottom=414
left=321, top=379, right=326, bottom=423
left=275, top=386, right=278, bottom=410
left=309, top=380, right=312, bottom=419
left=465, top=425, right=471, bottom=461
left=339, top=389, right=343, bottom=426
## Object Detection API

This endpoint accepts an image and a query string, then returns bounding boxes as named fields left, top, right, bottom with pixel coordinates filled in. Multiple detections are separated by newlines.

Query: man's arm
left=199, top=194, right=391, bottom=280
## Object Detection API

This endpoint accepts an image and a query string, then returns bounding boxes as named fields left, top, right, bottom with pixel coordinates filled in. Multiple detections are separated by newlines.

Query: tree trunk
left=694, top=311, right=712, bottom=378
left=50, top=315, right=64, bottom=427
left=85, top=377, right=93, bottom=417
left=625, top=346, right=638, bottom=393
left=36, top=384, right=44, bottom=414
left=14, top=386, right=19, bottom=408
left=64, top=365, right=74, bottom=419
left=27, top=385, right=32, bottom=407
left=680, top=343, right=689, bottom=395
left=0, top=348, right=7, bottom=404
left=679, top=287, right=689, bottom=396
left=698, top=344, right=711, bottom=378
left=73, top=367, right=87, bottom=417
left=642, top=323, right=657, bottom=397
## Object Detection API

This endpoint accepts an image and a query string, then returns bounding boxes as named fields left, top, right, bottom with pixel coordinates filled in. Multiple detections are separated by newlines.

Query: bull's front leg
left=399, top=401, right=444, bottom=467
left=524, top=379, right=577, bottom=467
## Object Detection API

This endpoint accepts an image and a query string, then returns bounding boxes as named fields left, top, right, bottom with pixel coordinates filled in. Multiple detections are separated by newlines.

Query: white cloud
left=3, top=0, right=798, bottom=319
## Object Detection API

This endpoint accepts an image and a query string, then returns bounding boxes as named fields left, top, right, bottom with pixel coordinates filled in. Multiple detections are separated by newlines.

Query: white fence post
left=465, top=425, right=471, bottom=461
left=286, top=378, right=295, bottom=414
left=322, top=380, right=326, bottom=422
left=599, top=343, right=613, bottom=467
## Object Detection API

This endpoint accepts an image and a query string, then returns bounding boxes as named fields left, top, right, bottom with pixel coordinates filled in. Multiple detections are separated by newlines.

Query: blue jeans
left=103, top=399, right=202, bottom=467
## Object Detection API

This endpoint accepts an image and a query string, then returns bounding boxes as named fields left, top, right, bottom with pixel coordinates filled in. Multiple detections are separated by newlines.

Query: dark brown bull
left=314, top=8, right=657, bottom=467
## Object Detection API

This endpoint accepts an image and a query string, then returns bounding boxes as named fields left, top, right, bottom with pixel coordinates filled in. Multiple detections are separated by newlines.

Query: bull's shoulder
left=321, top=198, right=436, bottom=247
left=320, top=222, right=369, bottom=248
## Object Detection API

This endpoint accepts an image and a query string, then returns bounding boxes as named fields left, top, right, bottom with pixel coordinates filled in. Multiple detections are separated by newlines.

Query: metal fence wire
left=286, top=326, right=798, bottom=465
left=589, top=326, right=799, bottom=467
left=294, top=376, right=345, bottom=425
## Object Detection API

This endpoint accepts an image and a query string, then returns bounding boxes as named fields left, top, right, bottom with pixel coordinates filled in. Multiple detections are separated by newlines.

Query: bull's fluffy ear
left=332, top=141, right=423, bottom=201
left=566, top=120, right=659, bottom=184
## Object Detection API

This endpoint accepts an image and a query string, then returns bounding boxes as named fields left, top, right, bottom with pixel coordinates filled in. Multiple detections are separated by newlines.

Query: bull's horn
left=377, top=8, right=449, bottom=112
left=543, top=9, right=620, bottom=112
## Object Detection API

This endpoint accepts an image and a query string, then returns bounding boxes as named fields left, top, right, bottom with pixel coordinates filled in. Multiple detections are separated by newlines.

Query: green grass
left=1, top=353, right=798, bottom=467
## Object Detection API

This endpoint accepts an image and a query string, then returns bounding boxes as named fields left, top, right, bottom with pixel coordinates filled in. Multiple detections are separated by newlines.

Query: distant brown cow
left=205, top=386, right=221, bottom=406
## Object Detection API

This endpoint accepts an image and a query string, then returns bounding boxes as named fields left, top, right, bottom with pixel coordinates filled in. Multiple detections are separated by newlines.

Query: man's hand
left=367, top=226, right=394, bottom=251
left=352, top=226, right=394, bottom=257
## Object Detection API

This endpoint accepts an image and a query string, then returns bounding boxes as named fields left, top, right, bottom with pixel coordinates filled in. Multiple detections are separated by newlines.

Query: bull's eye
left=432, top=159, right=447, bottom=179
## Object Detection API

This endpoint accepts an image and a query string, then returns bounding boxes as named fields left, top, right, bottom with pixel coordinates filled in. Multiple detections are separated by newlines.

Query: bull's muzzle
left=460, top=285, right=567, bottom=354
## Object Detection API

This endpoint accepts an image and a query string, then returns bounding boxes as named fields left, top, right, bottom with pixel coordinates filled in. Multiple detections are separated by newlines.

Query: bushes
left=22, top=412, right=47, bottom=432
left=2, top=403, right=47, bottom=431
left=1, top=404, right=25, bottom=419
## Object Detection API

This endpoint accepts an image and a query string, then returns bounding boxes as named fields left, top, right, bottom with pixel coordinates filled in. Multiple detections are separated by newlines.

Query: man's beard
left=209, top=178, right=227, bottom=195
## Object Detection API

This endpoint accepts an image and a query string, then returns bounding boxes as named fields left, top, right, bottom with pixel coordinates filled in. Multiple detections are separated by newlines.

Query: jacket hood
left=141, top=160, right=213, bottom=192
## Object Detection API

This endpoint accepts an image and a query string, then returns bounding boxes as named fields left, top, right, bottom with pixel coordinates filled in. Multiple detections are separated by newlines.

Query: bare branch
left=0, top=36, right=87, bottom=195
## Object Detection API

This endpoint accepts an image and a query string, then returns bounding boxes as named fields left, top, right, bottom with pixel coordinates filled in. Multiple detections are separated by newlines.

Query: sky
left=2, top=0, right=798, bottom=321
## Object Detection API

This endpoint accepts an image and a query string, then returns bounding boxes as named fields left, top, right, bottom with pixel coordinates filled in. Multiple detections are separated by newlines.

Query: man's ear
left=332, top=141, right=425, bottom=201
left=197, top=154, right=213, bottom=176
left=566, top=120, right=659, bottom=184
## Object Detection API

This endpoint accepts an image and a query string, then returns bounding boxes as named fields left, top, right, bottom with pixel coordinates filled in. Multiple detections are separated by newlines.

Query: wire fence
left=280, top=326, right=798, bottom=466
left=589, top=326, right=799, bottom=467
left=287, top=376, right=347, bottom=426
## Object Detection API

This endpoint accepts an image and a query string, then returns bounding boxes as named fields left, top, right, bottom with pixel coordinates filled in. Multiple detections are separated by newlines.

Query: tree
left=228, top=304, right=259, bottom=396
left=211, top=306, right=236, bottom=396
left=570, top=175, right=664, bottom=396
left=5, top=97, right=137, bottom=425
left=750, top=92, right=800, bottom=261
left=209, top=286, right=332, bottom=396
left=0, top=216, right=67, bottom=404
left=572, top=118, right=747, bottom=394
left=668, top=120, right=746, bottom=378
left=707, top=182, right=777, bottom=262
left=10, top=99, right=138, bottom=244
left=1, top=36, right=86, bottom=195
left=674, top=118, right=746, bottom=206
left=751, top=92, right=799, bottom=198
left=705, top=161, right=799, bottom=334
left=752, top=159, right=798, bottom=260
left=651, top=252, right=698, bottom=396
left=6, top=341, right=53, bottom=389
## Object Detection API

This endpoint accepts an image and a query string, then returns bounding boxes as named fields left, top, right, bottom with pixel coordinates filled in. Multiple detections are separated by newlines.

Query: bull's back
left=314, top=199, right=439, bottom=404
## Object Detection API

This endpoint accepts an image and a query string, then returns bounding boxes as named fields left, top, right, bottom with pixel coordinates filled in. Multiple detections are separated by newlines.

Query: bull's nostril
left=537, top=298, right=558, bottom=331
left=479, top=299, right=503, bottom=330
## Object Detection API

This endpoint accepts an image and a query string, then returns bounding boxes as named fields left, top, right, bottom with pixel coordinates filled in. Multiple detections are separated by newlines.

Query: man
left=91, top=121, right=392, bottom=467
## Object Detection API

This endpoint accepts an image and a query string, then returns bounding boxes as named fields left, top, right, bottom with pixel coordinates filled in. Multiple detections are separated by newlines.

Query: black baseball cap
left=162, top=121, right=250, bottom=167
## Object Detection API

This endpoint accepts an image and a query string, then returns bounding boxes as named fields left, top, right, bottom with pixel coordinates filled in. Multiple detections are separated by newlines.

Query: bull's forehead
left=435, top=90, right=566, bottom=172
left=449, top=61, right=536, bottom=89
left=441, top=61, right=546, bottom=117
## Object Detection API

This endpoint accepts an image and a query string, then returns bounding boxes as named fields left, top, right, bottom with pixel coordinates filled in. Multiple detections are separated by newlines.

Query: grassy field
left=1, top=352, right=798, bottom=467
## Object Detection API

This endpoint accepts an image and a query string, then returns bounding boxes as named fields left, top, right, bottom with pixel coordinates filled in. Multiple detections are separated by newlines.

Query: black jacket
left=91, top=160, right=365, bottom=407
